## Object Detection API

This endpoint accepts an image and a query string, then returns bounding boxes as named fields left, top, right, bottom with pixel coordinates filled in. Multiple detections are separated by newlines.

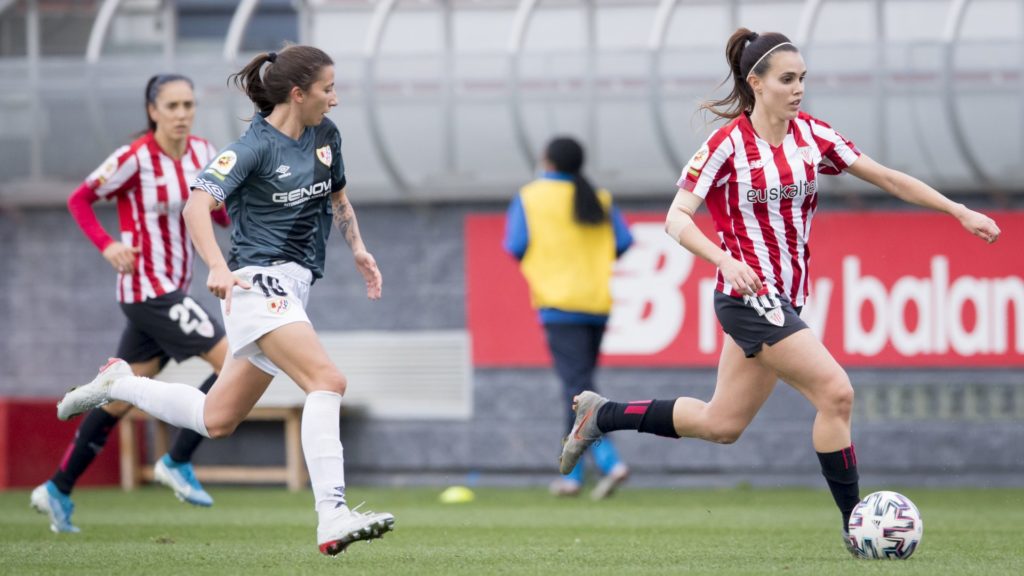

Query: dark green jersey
left=193, top=114, right=346, bottom=281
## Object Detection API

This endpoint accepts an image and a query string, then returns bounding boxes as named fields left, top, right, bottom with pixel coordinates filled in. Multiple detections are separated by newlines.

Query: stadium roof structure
left=0, top=0, right=1021, bottom=206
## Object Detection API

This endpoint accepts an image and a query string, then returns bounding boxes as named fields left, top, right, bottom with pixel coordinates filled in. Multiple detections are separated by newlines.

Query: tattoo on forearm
left=332, top=196, right=360, bottom=248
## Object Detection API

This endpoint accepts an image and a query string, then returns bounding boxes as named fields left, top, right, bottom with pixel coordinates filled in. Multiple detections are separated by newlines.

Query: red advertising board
left=0, top=399, right=130, bottom=488
left=466, top=211, right=1022, bottom=367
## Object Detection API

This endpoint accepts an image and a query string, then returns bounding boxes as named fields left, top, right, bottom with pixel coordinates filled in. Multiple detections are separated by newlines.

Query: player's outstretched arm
left=331, top=188, right=382, bottom=300
left=184, top=189, right=250, bottom=313
left=846, top=154, right=1001, bottom=244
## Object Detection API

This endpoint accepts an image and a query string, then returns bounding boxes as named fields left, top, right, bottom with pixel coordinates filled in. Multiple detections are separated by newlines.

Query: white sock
left=302, top=390, right=347, bottom=516
left=110, top=376, right=209, bottom=437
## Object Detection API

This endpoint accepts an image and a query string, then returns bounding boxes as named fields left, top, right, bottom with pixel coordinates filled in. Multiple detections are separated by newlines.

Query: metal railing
left=0, top=0, right=1021, bottom=205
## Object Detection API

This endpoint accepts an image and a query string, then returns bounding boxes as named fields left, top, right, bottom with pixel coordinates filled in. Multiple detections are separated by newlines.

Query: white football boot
left=317, top=504, right=395, bottom=556
left=57, top=358, right=132, bottom=420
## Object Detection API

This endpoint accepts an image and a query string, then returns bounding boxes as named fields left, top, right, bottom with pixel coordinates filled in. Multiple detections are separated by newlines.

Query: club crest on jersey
left=765, top=307, right=785, bottom=327
left=688, top=144, right=710, bottom=170
left=210, top=151, right=237, bottom=176
left=316, top=145, right=332, bottom=167
left=266, top=297, right=290, bottom=315
left=799, top=146, right=814, bottom=165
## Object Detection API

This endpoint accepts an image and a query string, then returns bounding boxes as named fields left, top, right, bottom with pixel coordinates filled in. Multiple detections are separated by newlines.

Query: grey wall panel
left=1, top=203, right=1022, bottom=487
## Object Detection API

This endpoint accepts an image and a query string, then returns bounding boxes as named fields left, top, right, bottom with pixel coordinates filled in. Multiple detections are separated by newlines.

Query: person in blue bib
left=57, top=45, right=394, bottom=556
left=504, top=136, right=633, bottom=500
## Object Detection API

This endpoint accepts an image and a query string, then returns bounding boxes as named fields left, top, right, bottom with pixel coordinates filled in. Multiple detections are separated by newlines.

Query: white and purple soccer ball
left=847, top=490, right=924, bottom=560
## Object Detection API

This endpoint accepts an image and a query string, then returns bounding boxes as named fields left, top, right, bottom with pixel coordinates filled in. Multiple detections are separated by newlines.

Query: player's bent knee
left=706, top=422, right=745, bottom=444
left=204, top=418, right=241, bottom=439
left=205, top=424, right=236, bottom=439
left=835, top=385, right=854, bottom=417
left=308, top=371, right=347, bottom=396
left=325, top=368, right=350, bottom=391
left=822, top=375, right=854, bottom=419
left=102, top=400, right=134, bottom=418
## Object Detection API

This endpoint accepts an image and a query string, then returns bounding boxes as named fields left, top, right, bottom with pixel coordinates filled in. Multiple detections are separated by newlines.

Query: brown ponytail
left=228, top=45, right=334, bottom=116
left=700, top=28, right=798, bottom=120
left=545, top=136, right=605, bottom=225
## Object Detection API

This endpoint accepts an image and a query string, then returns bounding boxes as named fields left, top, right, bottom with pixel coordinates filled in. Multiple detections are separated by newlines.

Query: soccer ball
left=847, top=490, right=923, bottom=560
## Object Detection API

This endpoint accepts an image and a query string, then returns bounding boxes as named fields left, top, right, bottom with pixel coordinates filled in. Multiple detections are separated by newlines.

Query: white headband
left=748, top=41, right=795, bottom=76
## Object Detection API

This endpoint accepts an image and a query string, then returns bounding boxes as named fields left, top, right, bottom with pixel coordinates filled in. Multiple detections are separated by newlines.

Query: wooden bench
left=117, top=330, right=471, bottom=492
left=119, top=405, right=307, bottom=492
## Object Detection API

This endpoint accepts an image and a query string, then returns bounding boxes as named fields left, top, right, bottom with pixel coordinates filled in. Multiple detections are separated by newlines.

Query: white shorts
left=221, top=261, right=312, bottom=376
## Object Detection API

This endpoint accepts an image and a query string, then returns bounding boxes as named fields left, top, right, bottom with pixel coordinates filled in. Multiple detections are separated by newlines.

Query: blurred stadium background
left=0, top=0, right=1022, bottom=492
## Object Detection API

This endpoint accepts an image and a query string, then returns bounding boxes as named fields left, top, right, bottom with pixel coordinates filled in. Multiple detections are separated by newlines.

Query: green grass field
left=1, top=485, right=1021, bottom=575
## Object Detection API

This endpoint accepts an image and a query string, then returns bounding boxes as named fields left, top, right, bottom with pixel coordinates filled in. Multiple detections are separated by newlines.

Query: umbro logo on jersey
left=275, top=165, right=292, bottom=179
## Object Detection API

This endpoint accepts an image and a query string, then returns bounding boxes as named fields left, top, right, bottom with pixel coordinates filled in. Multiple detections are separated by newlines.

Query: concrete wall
left=1, top=201, right=1022, bottom=488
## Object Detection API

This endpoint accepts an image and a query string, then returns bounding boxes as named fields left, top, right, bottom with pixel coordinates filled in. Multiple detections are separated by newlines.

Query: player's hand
left=719, top=257, right=762, bottom=296
left=102, top=242, right=140, bottom=274
left=958, top=207, right=1000, bottom=244
left=207, top=264, right=251, bottom=315
left=354, top=249, right=382, bottom=300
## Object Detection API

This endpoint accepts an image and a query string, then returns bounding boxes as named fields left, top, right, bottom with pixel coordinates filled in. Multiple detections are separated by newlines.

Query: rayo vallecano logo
left=316, top=145, right=332, bottom=167
left=266, top=297, right=290, bottom=315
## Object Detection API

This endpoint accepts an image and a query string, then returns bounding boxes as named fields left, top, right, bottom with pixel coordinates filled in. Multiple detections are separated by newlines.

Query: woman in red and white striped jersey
left=559, top=27, right=1000, bottom=554
left=31, top=75, right=231, bottom=533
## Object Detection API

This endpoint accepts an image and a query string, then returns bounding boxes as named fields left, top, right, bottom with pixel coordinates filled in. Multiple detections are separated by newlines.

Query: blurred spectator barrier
left=118, top=330, right=471, bottom=491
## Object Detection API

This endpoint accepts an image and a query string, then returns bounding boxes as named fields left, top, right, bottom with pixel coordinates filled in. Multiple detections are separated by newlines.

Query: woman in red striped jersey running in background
left=559, top=27, right=1000, bottom=554
left=31, top=74, right=230, bottom=533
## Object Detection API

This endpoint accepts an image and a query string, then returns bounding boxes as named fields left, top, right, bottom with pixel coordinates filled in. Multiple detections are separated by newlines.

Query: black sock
left=51, top=408, right=120, bottom=494
left=167, top=373, right=216, bottom=463
left=817, top=444, right=861, bottom=531
left=596, top=399, right=680, bottom=438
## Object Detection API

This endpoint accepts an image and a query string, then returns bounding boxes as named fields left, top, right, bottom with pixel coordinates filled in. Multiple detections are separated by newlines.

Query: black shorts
left=116, top=290, right=225, bottom=364
left=714, top=291, right=807, bottom=358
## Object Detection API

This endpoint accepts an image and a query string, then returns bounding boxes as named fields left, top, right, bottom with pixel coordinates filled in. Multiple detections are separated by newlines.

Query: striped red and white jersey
left=84, top=132, right=219, bottom=303
left=676, top=111, right=860, bottom=306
